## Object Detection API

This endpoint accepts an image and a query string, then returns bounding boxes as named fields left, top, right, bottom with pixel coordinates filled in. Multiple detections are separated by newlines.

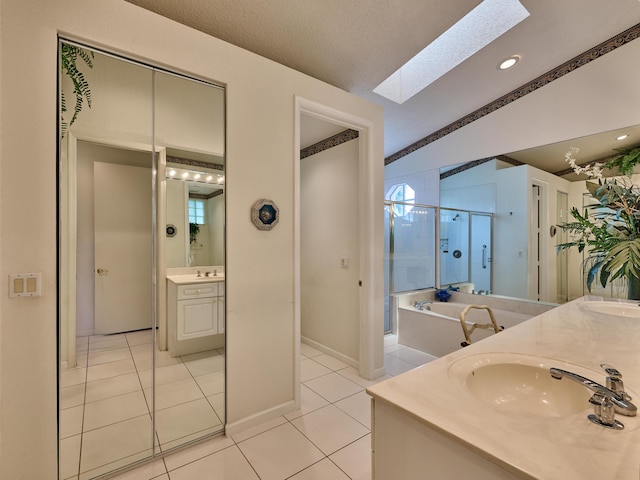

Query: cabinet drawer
left=177, top=283, right=217, bottom=299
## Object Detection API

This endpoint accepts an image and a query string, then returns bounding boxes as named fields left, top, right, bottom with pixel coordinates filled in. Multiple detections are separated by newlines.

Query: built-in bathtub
left=398, top=302, right=533, bottom=358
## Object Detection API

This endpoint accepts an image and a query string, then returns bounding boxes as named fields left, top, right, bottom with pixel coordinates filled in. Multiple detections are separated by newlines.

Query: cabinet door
left=177, top=297, right=218, bottom=341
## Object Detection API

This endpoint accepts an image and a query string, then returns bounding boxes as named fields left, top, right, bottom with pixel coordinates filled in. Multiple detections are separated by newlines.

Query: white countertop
left=167, top=274, right=224, bottom=285
left=367, top=296, right=640, bottom=480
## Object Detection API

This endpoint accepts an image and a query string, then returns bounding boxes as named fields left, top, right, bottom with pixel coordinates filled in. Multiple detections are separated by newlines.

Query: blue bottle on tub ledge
left=435, top=288, right=452, bottom=302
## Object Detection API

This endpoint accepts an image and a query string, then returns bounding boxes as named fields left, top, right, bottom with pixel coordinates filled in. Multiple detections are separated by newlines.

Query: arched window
left=386, top=183, right=415, bottom=216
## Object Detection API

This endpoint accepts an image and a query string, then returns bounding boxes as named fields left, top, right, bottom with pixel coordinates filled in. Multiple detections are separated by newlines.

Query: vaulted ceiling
left=126, top=0, right=640, bottom=174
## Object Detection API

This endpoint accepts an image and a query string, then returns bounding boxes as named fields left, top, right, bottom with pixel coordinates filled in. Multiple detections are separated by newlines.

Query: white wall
left=166, top=180, right=188, bottom=268
left=0, top=1, right=384, bottom=478
left=301, top=139, right=360, bottom=364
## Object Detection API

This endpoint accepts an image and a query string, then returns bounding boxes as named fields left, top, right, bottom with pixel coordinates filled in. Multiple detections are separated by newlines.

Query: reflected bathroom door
left=470, top=214, right=492, bottom=293
left=94, top=158, right=152, bottom=334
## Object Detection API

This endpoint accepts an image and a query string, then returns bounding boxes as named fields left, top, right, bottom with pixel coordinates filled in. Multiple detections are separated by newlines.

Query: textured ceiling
left=126, top=0, right=640, bottom=173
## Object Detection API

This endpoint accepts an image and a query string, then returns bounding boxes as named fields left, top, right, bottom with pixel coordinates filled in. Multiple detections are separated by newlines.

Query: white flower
left=565, top=147, right=604, bottom=178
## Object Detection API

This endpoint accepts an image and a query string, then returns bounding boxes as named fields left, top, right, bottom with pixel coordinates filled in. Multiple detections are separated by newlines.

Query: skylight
left=373, top=0, right=530, bottom=104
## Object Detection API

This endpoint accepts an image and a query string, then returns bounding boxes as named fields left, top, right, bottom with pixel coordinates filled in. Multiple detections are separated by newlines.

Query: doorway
left=295, top=96, right=382, bottom=400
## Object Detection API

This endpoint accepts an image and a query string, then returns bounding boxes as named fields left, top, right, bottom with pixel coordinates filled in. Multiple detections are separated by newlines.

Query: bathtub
left=398, top=302, right=533, bottom=358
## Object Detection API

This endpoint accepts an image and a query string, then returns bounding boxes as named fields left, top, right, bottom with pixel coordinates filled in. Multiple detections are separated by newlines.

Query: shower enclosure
left=384, top=201, right=492, bottom=332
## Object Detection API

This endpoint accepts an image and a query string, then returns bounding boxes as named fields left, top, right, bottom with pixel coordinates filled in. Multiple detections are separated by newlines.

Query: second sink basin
left=449, top=353, right=593, bottom=418
left=580, top=300, right=640, bottom=318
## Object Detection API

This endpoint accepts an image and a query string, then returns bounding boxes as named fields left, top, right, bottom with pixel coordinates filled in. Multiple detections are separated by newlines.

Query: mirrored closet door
left=58, top=40, right=225, bottom=480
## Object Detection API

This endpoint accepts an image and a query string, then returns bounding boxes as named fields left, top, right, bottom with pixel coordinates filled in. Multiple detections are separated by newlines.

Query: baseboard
left=225, top=400, right=297, bottom=438
left=301, top=336, right=359, bottom=369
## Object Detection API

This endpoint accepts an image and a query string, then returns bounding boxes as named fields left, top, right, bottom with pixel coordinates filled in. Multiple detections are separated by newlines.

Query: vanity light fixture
left=498, top=55, right=521, bottom=70
left=181, top=172, right=189, bottom=179
left=206, top=175, right=213, bottom=182
left=169, top=169, right=176, bottom=177
left=616, top=134, right=630, bottom=141
left=194, top=173, right=201, bottom=180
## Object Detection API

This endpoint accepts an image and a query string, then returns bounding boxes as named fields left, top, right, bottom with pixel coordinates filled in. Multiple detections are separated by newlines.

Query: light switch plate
left=9, top=273, right=42, bottom=298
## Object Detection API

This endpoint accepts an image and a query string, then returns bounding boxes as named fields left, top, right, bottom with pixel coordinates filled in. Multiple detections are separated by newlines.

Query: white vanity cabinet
left=167, top=279, right=225, bottom=357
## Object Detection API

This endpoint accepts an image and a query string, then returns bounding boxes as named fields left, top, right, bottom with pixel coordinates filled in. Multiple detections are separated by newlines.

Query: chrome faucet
left=550, top=367, right=636, bottom=429
left=414, top=300, right=432, bottom=310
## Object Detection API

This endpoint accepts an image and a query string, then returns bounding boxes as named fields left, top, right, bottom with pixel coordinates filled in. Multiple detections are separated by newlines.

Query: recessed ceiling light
left=616, top=134, right=629, bottom=141
left=181, top=172, right=189, bottom=179
left=169, top=169, right=176, bottom=177
left=373, top=0, right=530, bottom=104
left=498, top=55, right=521, bottom=70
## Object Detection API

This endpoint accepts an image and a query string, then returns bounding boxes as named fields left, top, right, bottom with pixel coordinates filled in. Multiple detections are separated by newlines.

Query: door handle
left=96, top=268, right=109, bottom=276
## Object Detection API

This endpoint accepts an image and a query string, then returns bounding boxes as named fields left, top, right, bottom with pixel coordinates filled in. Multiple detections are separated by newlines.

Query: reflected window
left=386, top=183, right=415, bottom=216
left=188, top=199, right=206, bottom=224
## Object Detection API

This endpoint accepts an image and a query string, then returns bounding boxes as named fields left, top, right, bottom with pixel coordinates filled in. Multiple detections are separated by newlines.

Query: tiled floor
left=59, top=330, right=225, bottom=480
left=96, top=335, right=437, bottom=480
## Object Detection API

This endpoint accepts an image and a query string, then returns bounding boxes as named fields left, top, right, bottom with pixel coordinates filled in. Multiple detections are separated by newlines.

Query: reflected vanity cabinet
left=167, top=279, right=225, bottom=357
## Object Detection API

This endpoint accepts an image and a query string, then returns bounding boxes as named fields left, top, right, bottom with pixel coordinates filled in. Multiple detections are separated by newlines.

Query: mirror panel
left=59, top=43, right=156, bottom=479
left=58, top=41, right=225, bottom=479
left=438, top=126, right=640, bottom=302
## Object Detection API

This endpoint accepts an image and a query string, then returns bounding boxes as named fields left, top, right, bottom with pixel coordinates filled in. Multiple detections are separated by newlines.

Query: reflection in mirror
left=58, top=41, right=225, bottom=480
left=439, top=125, right=640, bottom=303
left=165, top=157, right=224, bottom=268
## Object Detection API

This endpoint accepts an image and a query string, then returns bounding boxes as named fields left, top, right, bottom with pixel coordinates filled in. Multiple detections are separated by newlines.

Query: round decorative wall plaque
left=251, top=199, right=279, bottom=231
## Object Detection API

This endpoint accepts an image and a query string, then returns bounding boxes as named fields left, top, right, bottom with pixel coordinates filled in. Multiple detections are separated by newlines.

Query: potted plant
left=557, top=147, right=640, bottom=300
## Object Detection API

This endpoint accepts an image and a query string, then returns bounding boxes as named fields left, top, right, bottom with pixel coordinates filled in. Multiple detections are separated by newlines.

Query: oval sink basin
left=449, top=353, right=593, bottom=417
left=580, top=301, right=640, bottom=318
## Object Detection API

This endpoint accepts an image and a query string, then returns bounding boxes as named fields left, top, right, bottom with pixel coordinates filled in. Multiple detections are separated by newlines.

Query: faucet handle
left=588, top=392, right=624, bottom=429
left=601, top=363, right=632, bottom=401
left=601, top=363, right=622, bottom=378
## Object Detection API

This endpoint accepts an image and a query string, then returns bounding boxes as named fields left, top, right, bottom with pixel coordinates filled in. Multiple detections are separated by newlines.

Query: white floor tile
left=61, top=367, right=87, bottom=388
left=288, top=458, right=350, bottom=480
left=329, top=434, right=372, bottom=480
left=86, top=358, right=136, bottom=383
left=84, top=372, right=142, bottom=404
left=145, top=377, right=204, bottom=411
left=300, top=343, right=323, bottom=358
left=383, top=334, right=398, bottom=346
left=60, top=383, right=86, bottom=409
left=383, top=343, right=406, bottom=354
left=168, top=445, right=259, bottom=480
left=312, top=354, right=350, bottom=371
left=208, top=393, right=225, bottom=423
left=88, top=346, right=132, bottom=367
left=59, top=434, right=81, bottom=479
left=300, top=358, right=332, bottom=382
left=383, top=354, right=416, bottom=376
left=194, top=370, right=224, bottom=396
left=108, top=458, right=167, bottom=480
left=334, top=391, right=372, bottom=428
left=125, top=329, right=154, bottom=347
left=230, top=416, right=287, bottom=443
left=389, top=346, right=438, bottom=366
left=304, top=372, right=363, bottom=403
left=60, top=405, right=84, bottom=439
left=237, top=422, right=324, bottom=480
left=163, top=434, right=233, bottom=471
left=155, top=398, right=222, bottom=450
left=290, top=405, right=369, bottom=456
left=130, top=344, right=180, bottom=372
left=285, top=384, right=330, bottom=421
left=79, top=415, right=153, bottom=479
left=336, top=366, right=391, bottom=389
left=138, top=363, right=191, bottom=389
left=83, top=390, right=149, bottom=432
left=182, top=351, right=224, bottom=377
left=89, top=335, right=129, bottom=351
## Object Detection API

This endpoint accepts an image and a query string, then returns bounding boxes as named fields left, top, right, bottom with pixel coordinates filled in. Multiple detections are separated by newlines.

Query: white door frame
left=294, top=96, right=381, bottom=407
